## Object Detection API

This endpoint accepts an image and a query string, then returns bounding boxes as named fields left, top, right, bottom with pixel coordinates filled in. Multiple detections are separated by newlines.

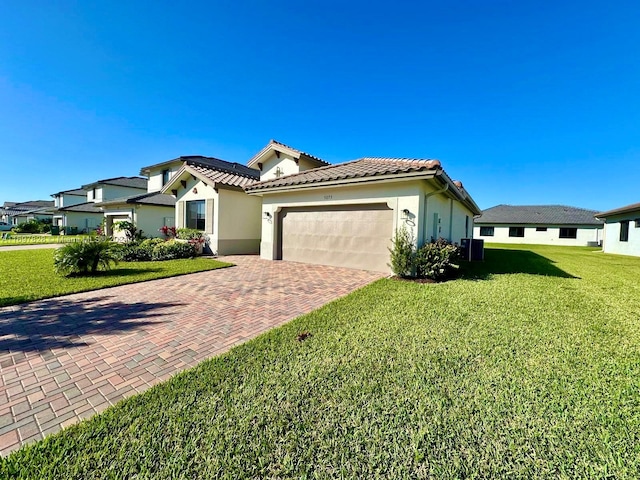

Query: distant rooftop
left=81, top=176, right=147, bottom=190
left=475, top=205, right=603, bottom=225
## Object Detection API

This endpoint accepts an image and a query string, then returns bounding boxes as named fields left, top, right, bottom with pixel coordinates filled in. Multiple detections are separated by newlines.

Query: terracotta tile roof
left=185, top=158, right=259, bottom=189
left=475, top=205, right=603, bottom=225
left=245, top=157, right=442, bottom=192
left=596, top=202, right=640, bottom=218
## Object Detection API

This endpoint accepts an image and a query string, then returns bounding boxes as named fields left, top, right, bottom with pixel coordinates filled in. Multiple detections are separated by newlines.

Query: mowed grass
left=0, top=249, right=231, bottom=307
left=3, top=245, right=640, bottom=478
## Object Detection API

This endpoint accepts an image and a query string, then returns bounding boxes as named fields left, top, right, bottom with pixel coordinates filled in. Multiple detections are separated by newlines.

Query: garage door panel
left=281, top=205, right=393, bottom=272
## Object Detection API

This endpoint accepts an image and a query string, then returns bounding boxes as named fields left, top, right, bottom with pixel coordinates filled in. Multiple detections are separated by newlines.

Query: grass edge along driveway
left=0, top=249, right=231, bottom=307
left=2, top=245, right=640, bottom=478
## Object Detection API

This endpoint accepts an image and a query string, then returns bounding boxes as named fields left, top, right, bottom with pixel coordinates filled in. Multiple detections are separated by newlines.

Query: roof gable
left=161, top=157, right=260, bottom=193
left=596, top=201, right=640, bottom=218
left=247, top=140, right=329, bottom=169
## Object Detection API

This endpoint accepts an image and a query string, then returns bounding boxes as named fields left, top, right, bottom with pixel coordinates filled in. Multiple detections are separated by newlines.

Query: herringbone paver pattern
left=0, top=256, right=383, bottom=455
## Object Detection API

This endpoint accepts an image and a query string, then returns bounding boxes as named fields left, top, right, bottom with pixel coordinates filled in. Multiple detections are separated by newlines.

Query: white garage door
left=280, top=204, right=393, bottom=272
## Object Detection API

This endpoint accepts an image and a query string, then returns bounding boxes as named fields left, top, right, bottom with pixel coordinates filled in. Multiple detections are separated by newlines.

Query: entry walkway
left=0, top=256, right=384, bottom=455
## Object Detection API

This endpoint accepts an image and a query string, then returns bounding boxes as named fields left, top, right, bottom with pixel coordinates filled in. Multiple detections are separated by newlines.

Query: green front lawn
left=0, top=249, right=231, bottom=307
left=3, top=245, right=640, bottom=478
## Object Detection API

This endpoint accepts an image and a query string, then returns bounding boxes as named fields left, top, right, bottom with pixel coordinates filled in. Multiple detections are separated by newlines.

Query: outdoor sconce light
left=401, top=208, right=410, bottom=219
left=263, top=211, right=272, bottom=220
left=192, top=188, right=198, bottom=194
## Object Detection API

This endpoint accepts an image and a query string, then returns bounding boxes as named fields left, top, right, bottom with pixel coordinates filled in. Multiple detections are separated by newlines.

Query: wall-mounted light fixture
left=401, top=208, right=410, bottom=219
left=263, top=211, right=272, bottom=220
left=192, top=188, right=198, bottom=194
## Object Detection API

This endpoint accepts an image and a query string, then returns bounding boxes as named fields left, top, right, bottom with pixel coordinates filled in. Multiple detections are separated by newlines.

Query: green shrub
left=13, top=220, right=41, bottom=234
left=388, top=226, right=415, bottom=278
left=152, top=240, right=196, bottom=261
left=415, top=238, right=461, bottom=281
left=113, top=220, right=145, bottom=241
left=176, top=228, right=204, bottom=240
left=54, top=240, right=119, bottom=276
left=117, top=238, right=164, bottom=262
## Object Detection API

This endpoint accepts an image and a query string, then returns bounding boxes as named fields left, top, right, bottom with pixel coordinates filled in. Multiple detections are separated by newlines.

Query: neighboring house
left=0, top=200, right=54, bottom=226
left=245, top=141, right=481, bottom=273
left=473, top=205, right=603, bottom=247
left=51, top=188, right=103, bottom=232
left=161, top=156, right=261, bottom=255
left=81, top=177, right=149, bottom=239
left=595, top=202, right=640, bottom=257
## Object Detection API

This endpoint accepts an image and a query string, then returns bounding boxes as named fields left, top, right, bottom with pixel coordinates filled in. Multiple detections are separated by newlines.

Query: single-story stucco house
left=473, top=205, right=603, bottom=247
left=161, top=156, right=262, bottom=255
left=245, top=141, right=481, bottom=273
left=595, top=202, right=640, bottom=257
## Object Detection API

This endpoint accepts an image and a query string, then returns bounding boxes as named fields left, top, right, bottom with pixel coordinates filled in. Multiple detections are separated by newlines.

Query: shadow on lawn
left=0, top=295, right=185, bottom=356
left=461, top=248, right=579, bottom=279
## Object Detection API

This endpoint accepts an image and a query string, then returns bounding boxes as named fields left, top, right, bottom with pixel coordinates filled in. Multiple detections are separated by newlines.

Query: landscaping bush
left=53, top=240, right=119, bottom=276
left=113, top=220, right=144, bottom=241
left=13, top=219, right=43, bottom=234
left=152, top=240, right=197, bottom=261
left=115, top=238, right=165, bottom=262
left=176, top=228, right=203, bottom=240
left=415, top=238, right=461, bottom=281
left=388, top=226, right=415, bottom=278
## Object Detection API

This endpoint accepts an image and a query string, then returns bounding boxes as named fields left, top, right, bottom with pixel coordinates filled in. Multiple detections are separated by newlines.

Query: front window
left=536, top=227, right=547, bottom=232
left=186, top=200, right=205, bottom=230
left=620, top=221, right=629, bottom=242
left=479, top=226, right=494, bottom=237
left=559, top=228, right=577, bottom=239
left=509, top=226, right=525, bottom=237
left=162, top=169, right=171, bottom=185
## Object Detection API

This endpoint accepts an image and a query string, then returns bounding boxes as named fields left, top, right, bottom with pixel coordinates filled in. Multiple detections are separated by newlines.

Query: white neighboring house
left=81, top=177, right=150, bottom=239
left=52, top=188, right=103, bottom=233
left=595, top=202, right=640, bottom=257
left=161, top=156, right=262, bottom=255
left=245, top=141, right=480, bottom=273
left=473, top=205, right=603, bottom=247
left=0, top=201, right=54, bottom=226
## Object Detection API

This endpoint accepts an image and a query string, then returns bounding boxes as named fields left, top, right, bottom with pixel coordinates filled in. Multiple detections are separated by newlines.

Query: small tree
left=113, top=220, right=141, bottom=241
left=388, top=226, right=416, bottom=278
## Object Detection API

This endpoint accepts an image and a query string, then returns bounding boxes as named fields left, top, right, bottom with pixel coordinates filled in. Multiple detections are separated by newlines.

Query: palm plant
left=53, top=240, right=119, bottom=276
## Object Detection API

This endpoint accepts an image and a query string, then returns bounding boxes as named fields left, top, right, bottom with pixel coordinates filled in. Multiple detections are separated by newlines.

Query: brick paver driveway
left=0, top=255, right=383, bottom=455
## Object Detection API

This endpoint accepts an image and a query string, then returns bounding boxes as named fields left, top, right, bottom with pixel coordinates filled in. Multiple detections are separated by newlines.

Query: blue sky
left=1, top=0, right=639, bottom=211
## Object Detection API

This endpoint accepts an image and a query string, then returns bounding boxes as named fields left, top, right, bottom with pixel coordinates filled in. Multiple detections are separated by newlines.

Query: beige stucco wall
left=133, top=205, right=176, bottom=238
left=259, top=152, right=300, bottom=182
left=473, top=225, right=603, bottom=246
left=601, top=213, right=640, bottom=256
left=256, top=178, right=474, bottom=271
left=172, top=175, right=262, bottom=255
left=217, top=188, right=262, bottom=254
